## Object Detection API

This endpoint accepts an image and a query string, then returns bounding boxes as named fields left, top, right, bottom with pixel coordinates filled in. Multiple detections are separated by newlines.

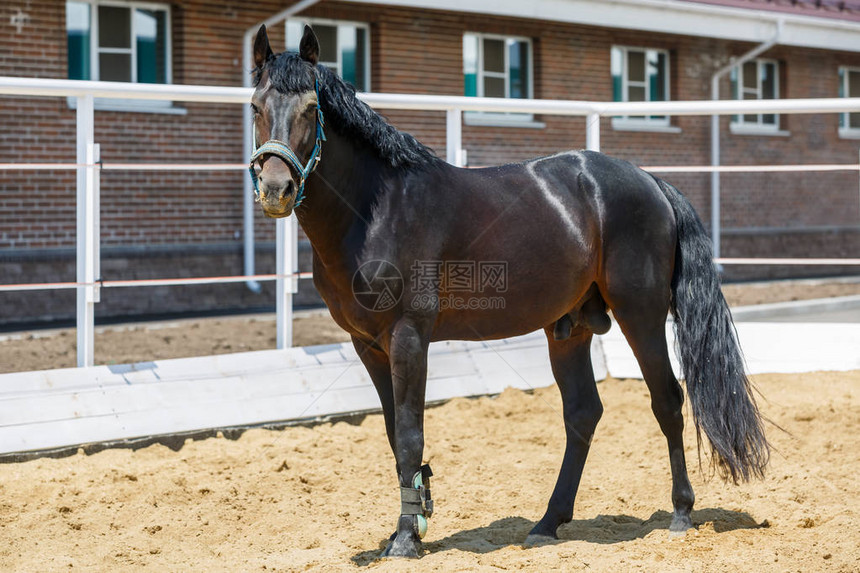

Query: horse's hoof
left=669, top=514, right=694, bottom=535
left=523, top=533, right=559, bottom=547
left=380, top=532, right=422, bottom=558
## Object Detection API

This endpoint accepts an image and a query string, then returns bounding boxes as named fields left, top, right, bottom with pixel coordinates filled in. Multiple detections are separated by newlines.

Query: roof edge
left=342, top=0, right=860, bottom=52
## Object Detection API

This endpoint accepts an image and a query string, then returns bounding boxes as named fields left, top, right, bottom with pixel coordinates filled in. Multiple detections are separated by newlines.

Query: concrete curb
left=731, top=294, right=860, bottom=321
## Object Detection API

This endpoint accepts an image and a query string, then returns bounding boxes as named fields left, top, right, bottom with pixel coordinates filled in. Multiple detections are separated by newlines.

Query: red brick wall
left=1, top=1, right=859, bottom=323
left=0, top=0, right=295, bottom=256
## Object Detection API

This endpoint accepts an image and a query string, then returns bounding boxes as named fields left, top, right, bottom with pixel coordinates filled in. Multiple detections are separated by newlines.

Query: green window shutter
left=354, top=27, right=367, bottom=91
left=610, top=47, right=622, bottom=102
left=648, top=51, right=666, bottom=102
left=508, top=40, right=529, bottom=99
left=464, top=73, right=477, bottom=97
left=647, top=51, right=667, bottom=120
left=463, top=34, right=479, bottom=97
left=612, top=76, right=621, bottom=101
left=340, top=26, right=358, bottom=88
left=135, top=9, right=167, bottom=84
left=66, top=2, right=91, bottom=80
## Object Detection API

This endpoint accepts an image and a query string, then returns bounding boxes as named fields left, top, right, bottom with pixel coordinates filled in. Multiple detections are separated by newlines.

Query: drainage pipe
left=710, top=19, right=783, bottom=260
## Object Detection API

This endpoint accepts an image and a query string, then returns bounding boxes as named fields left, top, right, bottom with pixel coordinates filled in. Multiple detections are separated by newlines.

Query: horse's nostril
left=280, top=180, right=296, bottom=201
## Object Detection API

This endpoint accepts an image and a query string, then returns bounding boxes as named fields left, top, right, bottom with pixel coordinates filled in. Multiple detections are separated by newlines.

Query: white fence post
left=75, top=95, right=98, bottom=367
left=446, top=108, right=463, bottom=166
left=711, top=114, right=722, bottom=260
left=586, top=113, right=601, bottom=151
left=93, top=143, right=101, bottom=304
left=275, top=214, right=298, bottom=349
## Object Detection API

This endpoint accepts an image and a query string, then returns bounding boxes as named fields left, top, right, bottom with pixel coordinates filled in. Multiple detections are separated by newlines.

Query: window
left=611, top=46, right=670, bottom=127
left=463, top=33, right=531, bottom=99
left=839, top=67, right=860, bottom=135
left=731, top=59, right=779, bottom=129
left=66, top=1, right=170, bottom=84
left=463, top=33, right=533, bottom=124
left=286, top=19, right=370, bottom=92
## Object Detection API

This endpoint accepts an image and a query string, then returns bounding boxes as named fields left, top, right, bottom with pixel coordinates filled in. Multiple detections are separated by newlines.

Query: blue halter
left=248, top=79, right=326, bottom=208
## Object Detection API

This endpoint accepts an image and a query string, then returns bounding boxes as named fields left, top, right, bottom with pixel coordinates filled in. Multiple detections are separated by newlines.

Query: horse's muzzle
left=259, top=178, right=297, bottom=218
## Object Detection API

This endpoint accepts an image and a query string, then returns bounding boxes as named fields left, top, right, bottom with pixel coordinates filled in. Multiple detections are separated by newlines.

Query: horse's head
left=249, top=24, right=324, bottom=218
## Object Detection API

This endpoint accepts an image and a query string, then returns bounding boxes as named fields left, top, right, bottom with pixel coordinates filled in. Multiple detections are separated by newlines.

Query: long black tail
left=655, top=177, right=769, bottom=483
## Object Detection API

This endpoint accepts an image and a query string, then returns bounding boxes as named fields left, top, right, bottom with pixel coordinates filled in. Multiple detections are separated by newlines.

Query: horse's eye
left=250, top=103, right=261, bottom=116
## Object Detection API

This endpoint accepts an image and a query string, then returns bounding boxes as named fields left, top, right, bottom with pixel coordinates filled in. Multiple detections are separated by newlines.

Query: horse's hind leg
left=526, top=326, right=602, bottom=543
left=611, top=303, right=695, bottom=532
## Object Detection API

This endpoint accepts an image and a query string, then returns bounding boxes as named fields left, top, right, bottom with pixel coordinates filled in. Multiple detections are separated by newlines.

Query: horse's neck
left=295, top=131, right=381, bottom=271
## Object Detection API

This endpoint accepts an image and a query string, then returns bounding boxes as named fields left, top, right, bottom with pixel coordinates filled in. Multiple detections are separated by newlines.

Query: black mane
left=255, top=52, right=439, bottom=169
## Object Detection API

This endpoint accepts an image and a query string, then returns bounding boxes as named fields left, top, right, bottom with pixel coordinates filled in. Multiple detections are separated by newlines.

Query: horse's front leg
left=382, top=317, right=432, bottom=558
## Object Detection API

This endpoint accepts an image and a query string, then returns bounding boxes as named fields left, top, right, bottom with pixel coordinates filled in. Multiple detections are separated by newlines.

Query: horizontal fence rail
left=716, top=258, right=860, bottom=266
left=0, top=163, right=247, bottom=171
left=0, top=273, right=315, bottom=293
left=4, top=76, right=860, bottom=116
left=644, top=164, right=860, bottom=173
left=2, top=76, right=860, bottom=367
left=3, top=163, right=859, bottom=173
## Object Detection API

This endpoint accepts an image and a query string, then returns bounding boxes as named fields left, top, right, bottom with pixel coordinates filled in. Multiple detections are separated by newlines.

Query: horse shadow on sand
left=351, top=508, right=766, bottom=565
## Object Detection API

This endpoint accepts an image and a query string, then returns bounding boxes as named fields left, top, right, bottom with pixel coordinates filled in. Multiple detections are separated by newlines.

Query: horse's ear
left=253, top=24, right=274, bottom=70
left=299, top=25, right=319, bottom=65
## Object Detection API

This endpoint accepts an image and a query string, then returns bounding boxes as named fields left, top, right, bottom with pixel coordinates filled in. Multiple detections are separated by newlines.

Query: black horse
left=248, top=25, right=769, bottom=558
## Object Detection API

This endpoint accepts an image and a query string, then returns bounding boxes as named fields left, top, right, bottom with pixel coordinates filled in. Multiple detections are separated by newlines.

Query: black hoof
left=669, top=513, right=694, bottom=534
left=524, top=520, right=560, bottom=546
left=381, top=516, right=423, bottom=559
left=381, top=531, right=422, bottom=558
left=523, top=533, right=559, bottom=547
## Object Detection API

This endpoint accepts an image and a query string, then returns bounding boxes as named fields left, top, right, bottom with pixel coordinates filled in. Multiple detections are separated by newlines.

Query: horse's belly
left=429, top=262, right=593, bottom=342
left=428, top=218, right=596, bottom=340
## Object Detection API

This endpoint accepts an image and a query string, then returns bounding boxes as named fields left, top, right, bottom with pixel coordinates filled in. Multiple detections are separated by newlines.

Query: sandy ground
left=1, top=277, right=859, bottom=374
left=0, top=370, right=857, bottom=571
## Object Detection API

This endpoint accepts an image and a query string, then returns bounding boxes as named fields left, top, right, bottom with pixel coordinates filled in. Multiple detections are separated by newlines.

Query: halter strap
left=248, top=79, right=326, bottom=208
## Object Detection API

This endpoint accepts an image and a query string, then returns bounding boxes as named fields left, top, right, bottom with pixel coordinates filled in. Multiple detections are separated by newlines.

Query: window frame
left=285, top=17, right=371, bottom=93
left=838, top=66, right=860, bottom=138
left=731, top=58, right=780, bottom=131
left=611, top=45, right=673, bottom=130
left=66, top=0, right=175, bottom=113
left=463, top=31, right=536, bottom=125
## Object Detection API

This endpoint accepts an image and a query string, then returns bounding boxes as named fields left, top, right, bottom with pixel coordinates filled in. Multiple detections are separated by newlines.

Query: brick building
left=2, top=0, right=860, bottom=326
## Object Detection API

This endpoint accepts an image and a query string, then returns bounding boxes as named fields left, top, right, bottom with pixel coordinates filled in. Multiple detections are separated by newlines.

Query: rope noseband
left=248, top=79, right=326, bottom=209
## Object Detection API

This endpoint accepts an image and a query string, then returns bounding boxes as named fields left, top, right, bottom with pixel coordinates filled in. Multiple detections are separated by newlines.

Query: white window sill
left=67, top=97, right=187, bottom=116
left=611, top=119, right=681, bottom=134
left=464, top=115, right=546, bottom=129
left=838, top=128, right=860, bottom=140
left=729, top=123, right=790, bottom=137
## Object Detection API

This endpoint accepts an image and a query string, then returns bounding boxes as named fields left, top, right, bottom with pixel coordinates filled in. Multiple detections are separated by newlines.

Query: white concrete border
left=0, top=332, right=569, bottom=455
left=730, top=294, right=860, bottom=322
left=0, top=316, right=858, bottom=456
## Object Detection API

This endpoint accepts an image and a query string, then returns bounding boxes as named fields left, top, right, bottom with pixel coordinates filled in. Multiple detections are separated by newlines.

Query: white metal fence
left=1, top=76, right=860, bottom=367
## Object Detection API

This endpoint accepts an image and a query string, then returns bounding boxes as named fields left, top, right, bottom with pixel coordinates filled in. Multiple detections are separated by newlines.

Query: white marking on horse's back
left=525, top=159, right=581, bottom=241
